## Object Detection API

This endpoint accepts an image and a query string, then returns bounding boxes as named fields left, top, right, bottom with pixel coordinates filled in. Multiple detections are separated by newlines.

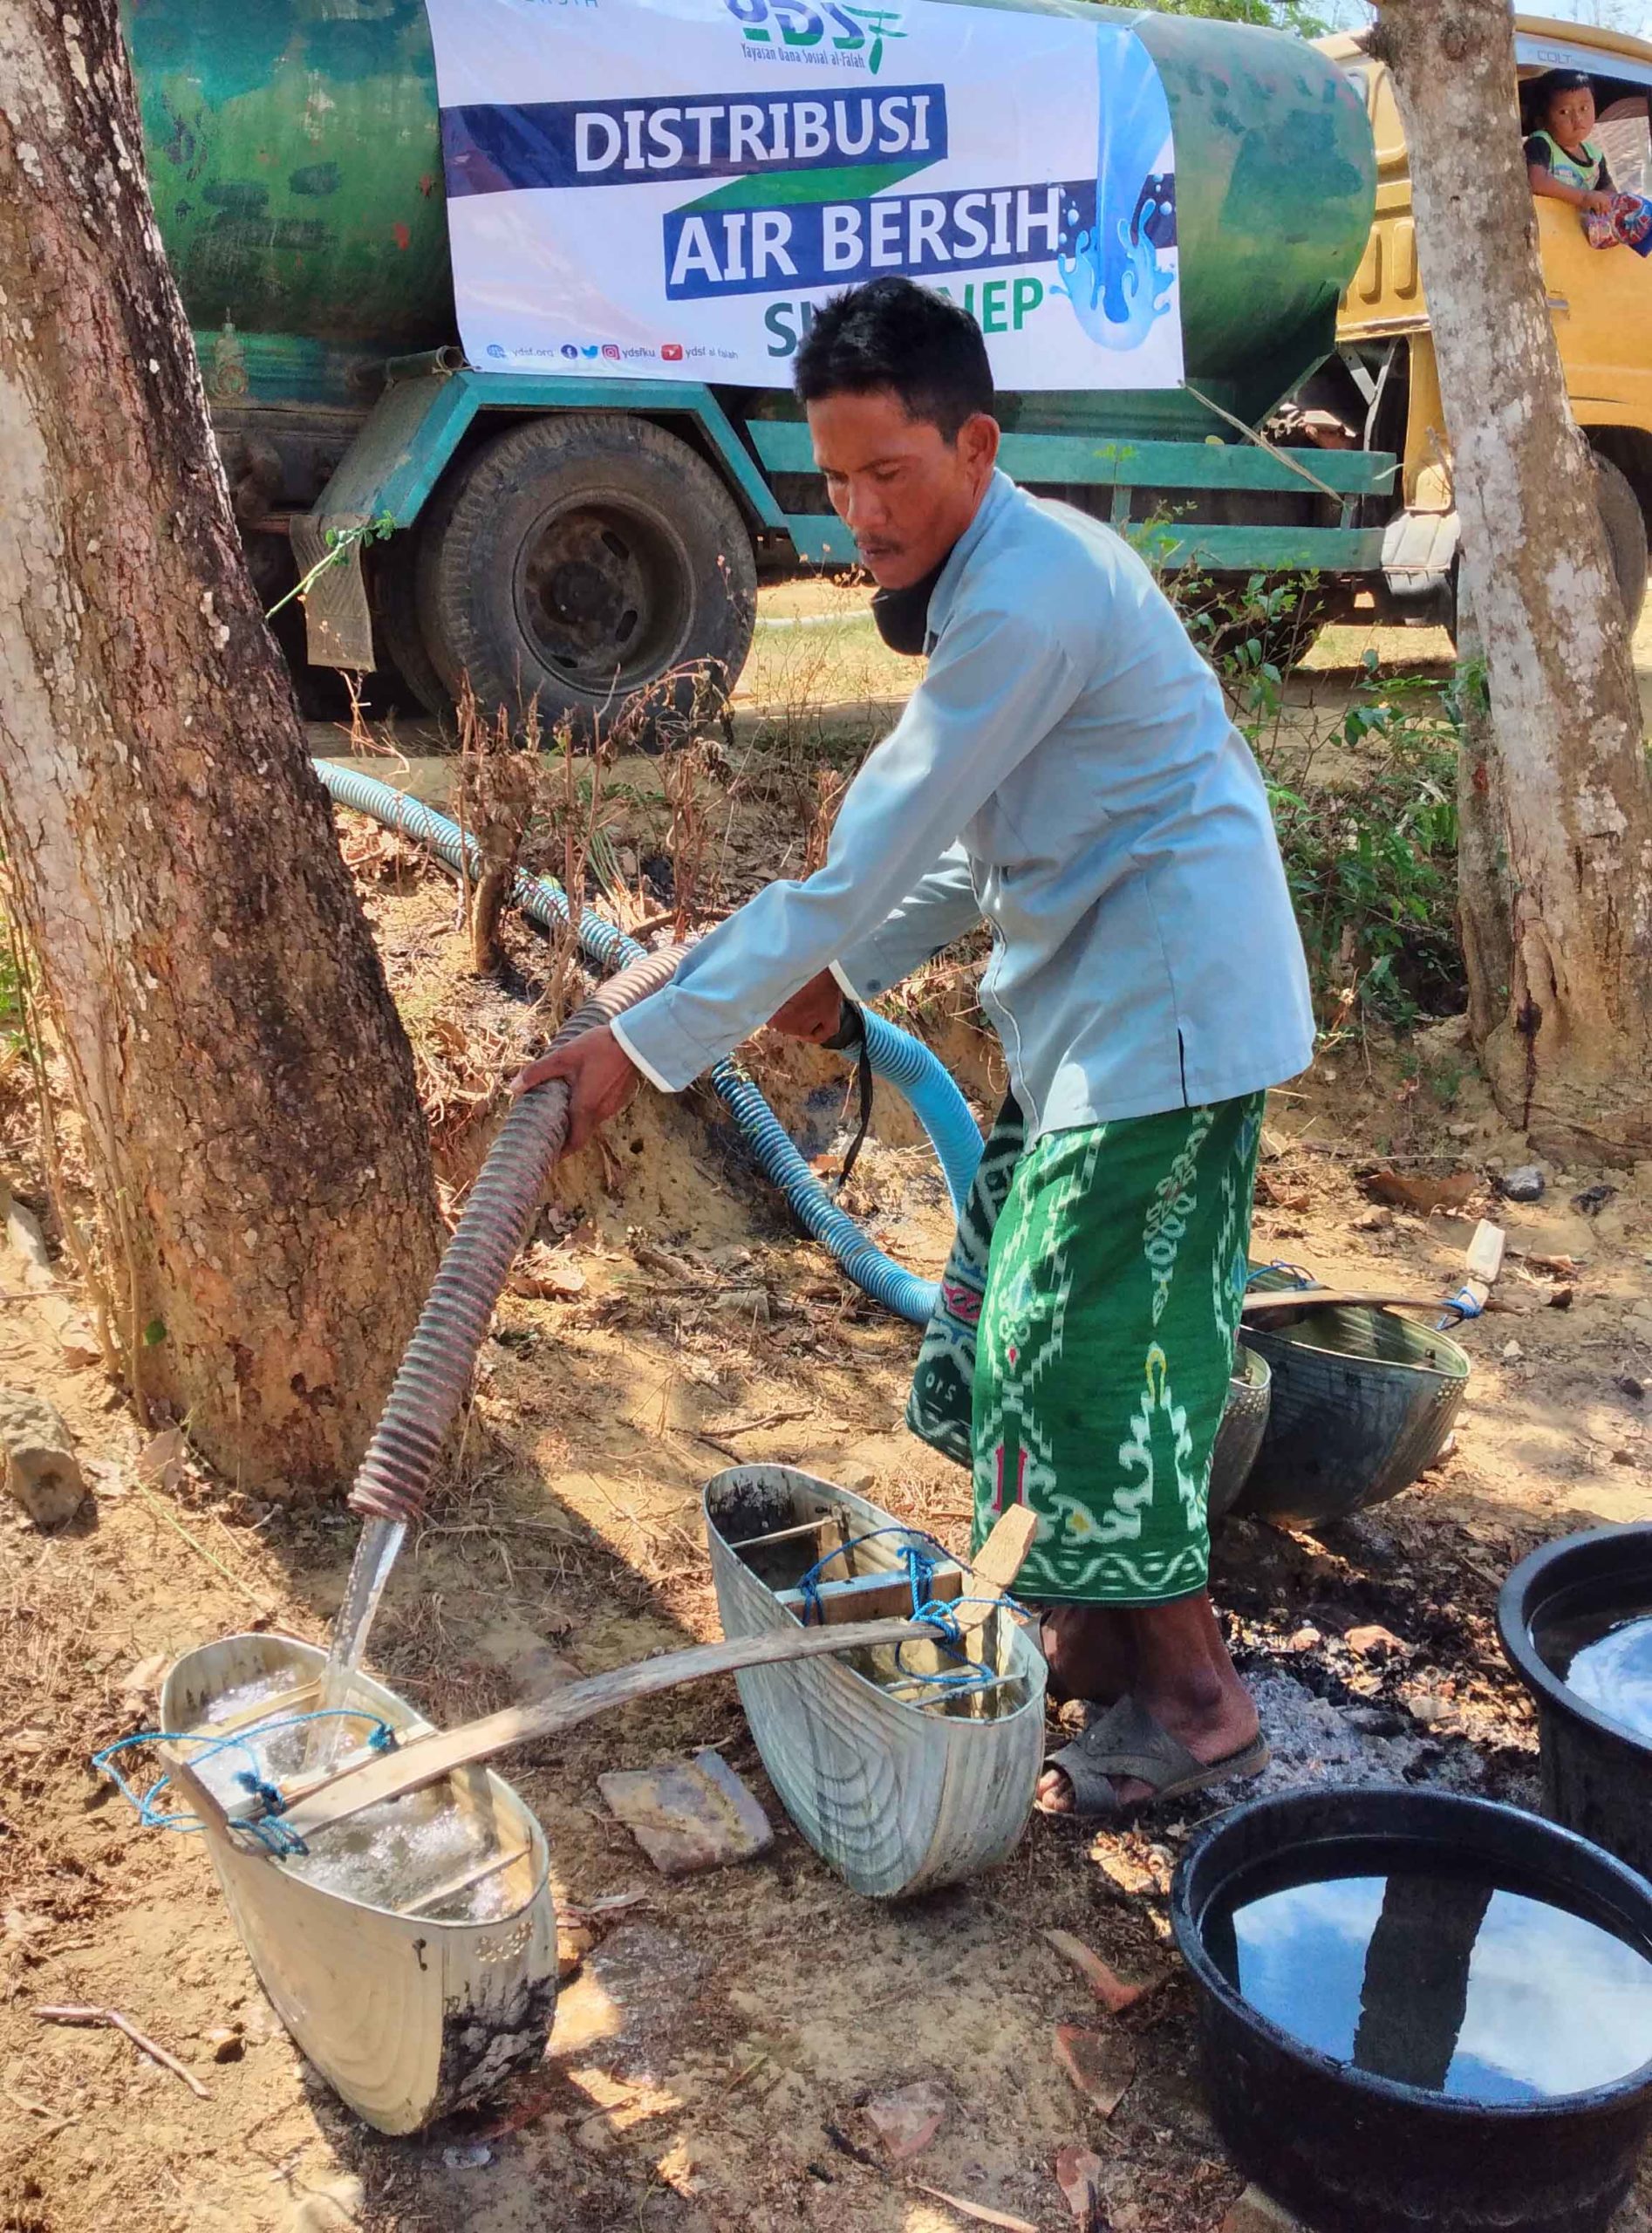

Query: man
left=515, top=276, right=1314, bottom=1818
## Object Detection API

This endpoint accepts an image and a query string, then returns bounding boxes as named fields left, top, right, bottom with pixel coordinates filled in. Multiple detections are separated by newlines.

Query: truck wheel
left=415, top=414, right=757, bottom=745
left=1592, top=454, right=1648, bottom=628
left=1452, top=454, right=1647, bottom=643
left=372, top=531, right=451, bottom=720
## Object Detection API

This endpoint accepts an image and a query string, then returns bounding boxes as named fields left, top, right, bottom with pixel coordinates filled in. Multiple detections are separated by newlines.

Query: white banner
left=425, top=0, right=1184, bottom=391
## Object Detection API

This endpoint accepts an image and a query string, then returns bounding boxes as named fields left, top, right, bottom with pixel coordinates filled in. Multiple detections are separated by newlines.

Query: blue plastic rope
left=789, top=1526, right=1004, bottom=1696
left=314, top=761, right=984, bottom=1323
left=93, top=1708, right=395, bottom=1855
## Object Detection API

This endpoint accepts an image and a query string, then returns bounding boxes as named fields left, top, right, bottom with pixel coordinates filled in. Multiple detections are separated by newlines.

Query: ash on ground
left=1234, top=1665, right=1539, bottom=1807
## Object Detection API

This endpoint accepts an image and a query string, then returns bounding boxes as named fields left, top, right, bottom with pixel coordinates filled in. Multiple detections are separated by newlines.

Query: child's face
left=1547, top=85, right=1597, bottom=148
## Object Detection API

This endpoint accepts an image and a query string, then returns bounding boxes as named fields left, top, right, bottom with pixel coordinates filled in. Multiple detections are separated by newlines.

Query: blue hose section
left=314, top=761, right=982, bottom=1324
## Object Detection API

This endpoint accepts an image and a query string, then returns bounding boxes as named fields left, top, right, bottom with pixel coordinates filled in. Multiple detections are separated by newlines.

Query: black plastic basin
left=1498, top=1524, right=1652, bottom=1880
left=1171, top=1786, right=1652, bottom=2233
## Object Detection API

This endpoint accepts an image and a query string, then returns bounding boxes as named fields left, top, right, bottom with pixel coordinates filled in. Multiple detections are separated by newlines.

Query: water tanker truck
left=124, top=0, right=1397, bottom=733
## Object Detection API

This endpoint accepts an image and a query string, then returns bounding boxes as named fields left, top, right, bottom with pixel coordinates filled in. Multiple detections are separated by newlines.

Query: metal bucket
left=1236, top=1271, right=1469, bottom=1530
left=159, top=1633, right=557, bottom=2134
left=1210, top=1345, right=1273, bottom=1522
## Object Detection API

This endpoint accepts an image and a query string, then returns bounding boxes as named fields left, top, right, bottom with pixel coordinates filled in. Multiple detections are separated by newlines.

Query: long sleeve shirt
left=611, top=469, right=1315, bottom=1140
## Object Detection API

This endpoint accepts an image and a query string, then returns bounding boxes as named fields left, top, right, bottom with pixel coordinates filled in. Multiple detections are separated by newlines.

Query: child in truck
left=1526, top=69, right=1616, bottom=213
left=1526, top=68, right=1652, bottom=254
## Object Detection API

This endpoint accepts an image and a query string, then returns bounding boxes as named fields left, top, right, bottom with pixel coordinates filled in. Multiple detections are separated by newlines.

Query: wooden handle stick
left=247, top=1508, right=1045, bottom=1848
left=276, top=1615, right=932, bottom=1843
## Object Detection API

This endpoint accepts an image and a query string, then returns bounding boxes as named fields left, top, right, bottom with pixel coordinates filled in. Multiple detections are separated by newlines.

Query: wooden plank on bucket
left=276, top=1615, right=932, bottom=1844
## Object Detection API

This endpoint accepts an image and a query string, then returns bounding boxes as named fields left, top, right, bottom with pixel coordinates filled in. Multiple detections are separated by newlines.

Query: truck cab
left=1315, top=13, right=1652, bottom=629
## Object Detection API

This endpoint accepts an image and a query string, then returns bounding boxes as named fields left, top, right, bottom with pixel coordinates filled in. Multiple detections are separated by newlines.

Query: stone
left=285, top=2175, right=365, bottom=2233
left=2, top=1186, right=54, bottom=1290
left=863, top=2079, right=950, bottom=2161
left=1054, top=2145, right=1105, bottom=2228
left=1345, top=1624, right=1404, bottom=1661
left=598, top=1749, right=772, bottom=1875
left=1220, top=2185, right=1302, bottom=2233
left=1287, top=1626, right=1321, bottom=1654
left=1043, top=1928, right=1158, bottom=2013
left=1501, top=1340, right=1525, bottom=1364
left=1498, top=1165, right=1546, bottom=1203
left=0, top=1389, right=85, bottom=1528
left=1573, top=1183, right=1619, bottom=1217
left=203, top=2026, right=243, bottom=2063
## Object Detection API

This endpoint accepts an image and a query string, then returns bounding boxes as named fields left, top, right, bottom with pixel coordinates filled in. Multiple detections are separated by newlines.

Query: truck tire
left=415, top=414, right=757, bottom=745
left=1592, top=453, right=1649, bottom=629
left=1453, top=452, right=1647, bottom=644
left=372, top=530, right=451, bottom=720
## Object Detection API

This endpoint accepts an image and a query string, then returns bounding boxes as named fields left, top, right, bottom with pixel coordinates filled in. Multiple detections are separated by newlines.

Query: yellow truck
left=1315, top=14, right=1652, bottom=628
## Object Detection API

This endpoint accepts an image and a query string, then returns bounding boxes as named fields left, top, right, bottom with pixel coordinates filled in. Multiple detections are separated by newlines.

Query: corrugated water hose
left=348, top=944, right=686, bottom=1523
left=315, top=762, right=983, bottom=1341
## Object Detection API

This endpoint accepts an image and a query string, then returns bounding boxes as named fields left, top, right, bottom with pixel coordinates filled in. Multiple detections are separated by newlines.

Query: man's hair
left=794, top=277, right=994, bottom=440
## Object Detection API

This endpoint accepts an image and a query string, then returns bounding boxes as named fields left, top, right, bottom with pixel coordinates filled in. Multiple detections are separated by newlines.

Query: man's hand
left=768, top=968, right=845, bottom=1045
left=509, top=1024, right=640, bottom=1154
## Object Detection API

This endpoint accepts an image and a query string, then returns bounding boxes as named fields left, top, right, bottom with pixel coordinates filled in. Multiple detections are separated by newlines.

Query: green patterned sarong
left=908, top=1093, right=1263, bottom=1606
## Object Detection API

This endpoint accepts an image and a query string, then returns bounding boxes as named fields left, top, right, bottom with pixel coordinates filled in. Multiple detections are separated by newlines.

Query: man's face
left=1548, top=85, right=1596, bottom=148
left=807, top=387, right=1000, bottom=588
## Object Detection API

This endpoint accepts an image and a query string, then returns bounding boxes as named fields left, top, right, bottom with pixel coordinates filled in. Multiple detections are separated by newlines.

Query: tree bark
left=1370, top=0, right=1652, bottom=1162
left=0, top=2, right=441, bottom=1494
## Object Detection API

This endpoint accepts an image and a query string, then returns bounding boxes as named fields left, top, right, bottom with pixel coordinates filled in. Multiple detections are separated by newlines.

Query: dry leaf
left=1361, top=1168, right=1478, bottom=1215
left=135, top=1427, right=187, bottom=1487
left=1054, top=2025, right=1136, bottom=2117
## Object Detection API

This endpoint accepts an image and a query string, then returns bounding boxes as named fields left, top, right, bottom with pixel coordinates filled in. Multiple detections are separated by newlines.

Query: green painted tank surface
left=122, top=0, right=450, bottom=367
left=124, top=0, right=1370, bottom=433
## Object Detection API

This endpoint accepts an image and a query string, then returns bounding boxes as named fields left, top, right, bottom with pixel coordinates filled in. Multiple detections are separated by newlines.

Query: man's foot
left=1035, top=1683, right=1263, bottom=1815
left=1036, top=1602, right=1137, bottom=1706
left=1034, top=1591, right=1261, bottom=1816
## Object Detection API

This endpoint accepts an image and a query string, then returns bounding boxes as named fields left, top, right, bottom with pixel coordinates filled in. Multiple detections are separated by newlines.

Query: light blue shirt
left=613, top=470, right=1314, bottom=1137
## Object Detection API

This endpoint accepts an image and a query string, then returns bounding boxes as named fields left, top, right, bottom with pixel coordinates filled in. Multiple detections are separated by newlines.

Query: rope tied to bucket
left=791, top=1526, right=1013, bottom=1695
left=93, top=1709, right=399, bottom=1858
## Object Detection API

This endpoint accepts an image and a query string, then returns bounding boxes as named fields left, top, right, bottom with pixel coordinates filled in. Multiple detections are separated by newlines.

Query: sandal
left=1038, top=1694, right=1269, bottom=1822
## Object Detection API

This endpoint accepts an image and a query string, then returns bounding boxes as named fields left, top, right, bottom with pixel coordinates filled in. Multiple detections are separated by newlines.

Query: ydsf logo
left=725, top=0, right=905, bottom=75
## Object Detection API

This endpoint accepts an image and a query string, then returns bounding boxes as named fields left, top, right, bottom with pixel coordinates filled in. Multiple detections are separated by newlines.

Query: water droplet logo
left=1054, top=27, right=1177, bottom=356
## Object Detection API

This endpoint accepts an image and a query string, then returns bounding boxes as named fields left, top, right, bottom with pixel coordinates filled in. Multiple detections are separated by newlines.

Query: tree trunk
left=1449, top=604, right=1516, bottom=1054
left=1370, top=0, right=1652, bottom=1163
left=0, top=2, right=442, bottom=1495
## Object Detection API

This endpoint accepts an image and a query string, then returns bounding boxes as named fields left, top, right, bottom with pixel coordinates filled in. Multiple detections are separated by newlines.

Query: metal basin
left=1236, top=1269, right=1469, bottom=1529
left=1210, top=1344, right=1272, bottom=1522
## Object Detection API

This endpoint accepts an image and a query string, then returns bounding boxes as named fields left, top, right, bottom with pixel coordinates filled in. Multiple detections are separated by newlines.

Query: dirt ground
left=3, top=632, right=1652, bottom=2233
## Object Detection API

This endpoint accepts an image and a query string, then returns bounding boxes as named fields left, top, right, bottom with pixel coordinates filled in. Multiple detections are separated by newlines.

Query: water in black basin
left=1537, top=1608, right=1652, bottom=1743
left=1207, top=1856, right=1652, bottom=2103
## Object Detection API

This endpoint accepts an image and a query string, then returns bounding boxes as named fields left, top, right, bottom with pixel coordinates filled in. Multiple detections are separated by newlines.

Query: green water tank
left=125, top=0, right=1370, bottom=428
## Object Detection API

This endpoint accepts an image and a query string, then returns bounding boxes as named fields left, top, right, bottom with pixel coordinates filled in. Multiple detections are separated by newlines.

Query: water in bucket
left=1538, top=1607, right=1652, bottom=1742
left=197, top=1674, right=520, bottom=1923
left=1207, top=1854, right=1652, bottom=2102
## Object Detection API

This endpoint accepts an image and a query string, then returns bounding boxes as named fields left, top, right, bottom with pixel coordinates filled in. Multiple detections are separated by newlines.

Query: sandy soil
left=3, top=758, right=1651, bottom=2233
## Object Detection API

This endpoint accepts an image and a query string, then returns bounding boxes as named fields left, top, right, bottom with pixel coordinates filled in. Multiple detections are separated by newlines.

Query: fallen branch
left=35, top=2004, right=210, bottom=2100
left=703, top=1407, right=813, bottom=1437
